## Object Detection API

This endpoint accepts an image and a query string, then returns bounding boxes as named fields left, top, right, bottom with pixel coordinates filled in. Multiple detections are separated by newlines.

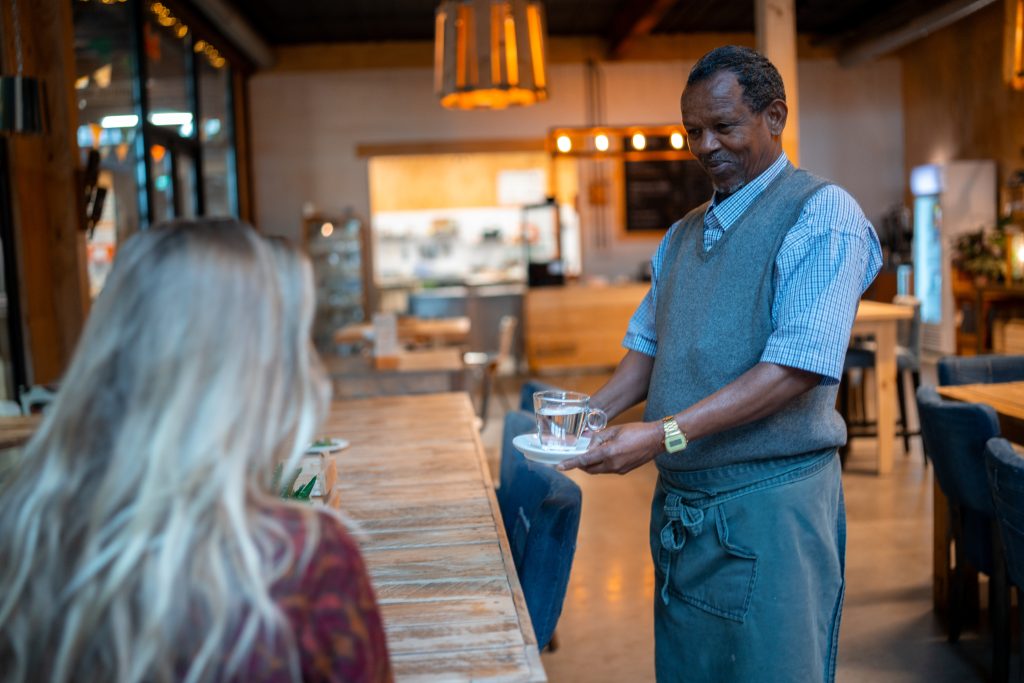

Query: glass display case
left=303, top=211, right=373, bottom=353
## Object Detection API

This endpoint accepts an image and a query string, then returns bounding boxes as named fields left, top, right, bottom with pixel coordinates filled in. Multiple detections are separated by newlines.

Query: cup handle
left=587, top=408, right=608, bottom=432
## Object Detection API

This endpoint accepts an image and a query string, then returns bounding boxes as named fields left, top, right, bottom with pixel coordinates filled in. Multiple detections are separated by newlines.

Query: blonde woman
left=0, top=220, right=392, bottom=682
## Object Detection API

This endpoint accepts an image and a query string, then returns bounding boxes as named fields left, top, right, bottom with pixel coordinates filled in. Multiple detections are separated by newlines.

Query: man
left=558, top=45, right=881, bottom=682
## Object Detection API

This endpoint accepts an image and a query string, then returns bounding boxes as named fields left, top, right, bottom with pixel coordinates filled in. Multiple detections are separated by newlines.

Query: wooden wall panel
left=2, top=0, right=89, bottom=384
left=900, top=1, right=1024, bottom=203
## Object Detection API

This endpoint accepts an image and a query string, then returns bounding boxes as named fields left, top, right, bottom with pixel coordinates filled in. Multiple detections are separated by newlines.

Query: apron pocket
left=656, top=502, right=758, bottom=623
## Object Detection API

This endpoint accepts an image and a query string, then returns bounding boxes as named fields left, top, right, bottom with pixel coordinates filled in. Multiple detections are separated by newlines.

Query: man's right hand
left=557, top=420, right=663, bottom=475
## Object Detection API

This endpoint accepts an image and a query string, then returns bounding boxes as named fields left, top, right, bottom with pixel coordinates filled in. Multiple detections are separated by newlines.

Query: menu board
left=623, top=159, right=713, bottom=232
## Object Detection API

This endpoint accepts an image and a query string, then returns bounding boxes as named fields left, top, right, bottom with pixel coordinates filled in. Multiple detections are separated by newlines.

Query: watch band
left=661, top=416, right=688, bottom=453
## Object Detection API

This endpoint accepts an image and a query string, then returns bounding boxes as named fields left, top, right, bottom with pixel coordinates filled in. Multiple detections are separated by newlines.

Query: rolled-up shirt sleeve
left=760, top=185, right=883, bottom=384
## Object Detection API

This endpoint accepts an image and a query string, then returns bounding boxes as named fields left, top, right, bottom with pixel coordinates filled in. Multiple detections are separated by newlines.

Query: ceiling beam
left=837, top=0, right=999, bottom=66
left=606, top=0, right=679, bottom=59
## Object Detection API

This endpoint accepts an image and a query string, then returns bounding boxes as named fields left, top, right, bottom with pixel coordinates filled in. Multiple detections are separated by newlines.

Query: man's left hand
left=556, top=421, right=663, bottom=475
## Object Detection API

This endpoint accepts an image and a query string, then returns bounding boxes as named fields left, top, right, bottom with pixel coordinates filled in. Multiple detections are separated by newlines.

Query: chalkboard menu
left=623, top=159, right=713, bottom=232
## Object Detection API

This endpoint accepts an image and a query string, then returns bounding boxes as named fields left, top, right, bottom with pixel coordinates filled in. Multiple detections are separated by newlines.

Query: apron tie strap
left=658, top=492, right=705, bottom=605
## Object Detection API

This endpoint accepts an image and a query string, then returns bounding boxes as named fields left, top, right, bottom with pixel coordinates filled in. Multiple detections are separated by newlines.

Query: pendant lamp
left=434, top=0, right=549, bottom=110
left=0, top=0, right=47, bottom=135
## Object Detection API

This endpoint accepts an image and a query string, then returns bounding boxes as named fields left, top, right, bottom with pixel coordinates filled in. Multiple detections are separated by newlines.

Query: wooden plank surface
left=323, top=392, right=545, bottom=682
left=936, top=381, right=1024, bottom=421
left=0, top=415, right=43, bottom=450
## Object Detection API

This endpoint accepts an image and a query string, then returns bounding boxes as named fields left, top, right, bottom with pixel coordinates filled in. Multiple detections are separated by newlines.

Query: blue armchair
left=917, top=385, right=1011, bottom=680
left=497, top=410, right=582, bottom=651
left=937, top=354, right=1024, bottom=386
left=985, top=438, right=1024, bottom=683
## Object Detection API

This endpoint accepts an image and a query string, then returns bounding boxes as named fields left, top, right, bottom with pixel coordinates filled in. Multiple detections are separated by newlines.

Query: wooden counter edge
left=466, top=397, right=548, bottom=682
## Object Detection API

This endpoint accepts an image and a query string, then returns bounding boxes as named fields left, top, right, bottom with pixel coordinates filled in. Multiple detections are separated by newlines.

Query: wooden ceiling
left=223, top=0, right=942, bottom=53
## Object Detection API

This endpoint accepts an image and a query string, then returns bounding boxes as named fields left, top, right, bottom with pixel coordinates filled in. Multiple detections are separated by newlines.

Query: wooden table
left=850, top=300, right=914, bottom=475
left=325, top=348, right=467, bottom=399
left=323, top=392, right=545, bottom=682
left=931, top=381, right=1024, bottom=611
left=334, top=316, right=471, bottom=347
left=936, top=381, right=1024, bottom=430
left=0, top=414, right=42, bottom=450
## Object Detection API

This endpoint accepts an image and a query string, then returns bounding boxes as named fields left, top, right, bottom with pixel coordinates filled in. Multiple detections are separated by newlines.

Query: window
left=71, top=0, right=244, bottom=296
left=72, top=0, right=142, bottom=296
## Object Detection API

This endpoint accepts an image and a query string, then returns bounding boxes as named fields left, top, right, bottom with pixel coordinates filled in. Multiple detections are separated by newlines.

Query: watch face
left=665, top=435, right=687, bottom=452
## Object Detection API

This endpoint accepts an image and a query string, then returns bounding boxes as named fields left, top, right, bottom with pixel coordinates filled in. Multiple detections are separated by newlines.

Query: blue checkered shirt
left=623, top=153, right=882, bottom=384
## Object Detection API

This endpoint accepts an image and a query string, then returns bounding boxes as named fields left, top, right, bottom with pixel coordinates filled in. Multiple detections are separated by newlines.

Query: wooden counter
left=324, top=392, right=546, bottom=681
left=0, top=415, right=42, bottom=450
left=524, top=283, right=647, bottom=372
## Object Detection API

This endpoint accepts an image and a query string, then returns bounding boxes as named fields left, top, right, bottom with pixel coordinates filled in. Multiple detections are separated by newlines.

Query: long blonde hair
left=0, top=220, right=330, bottom=682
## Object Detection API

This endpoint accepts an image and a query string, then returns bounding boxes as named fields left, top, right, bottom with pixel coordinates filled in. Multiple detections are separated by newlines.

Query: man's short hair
left=686, top=45, right=786, bottom=113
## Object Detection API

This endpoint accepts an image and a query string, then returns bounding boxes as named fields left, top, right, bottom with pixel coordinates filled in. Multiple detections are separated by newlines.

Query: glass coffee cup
left=533, top=390, right=608, bottom=452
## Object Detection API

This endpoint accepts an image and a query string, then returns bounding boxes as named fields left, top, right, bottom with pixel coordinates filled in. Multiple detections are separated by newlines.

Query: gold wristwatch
left=661, top=416, right=688, bottom=453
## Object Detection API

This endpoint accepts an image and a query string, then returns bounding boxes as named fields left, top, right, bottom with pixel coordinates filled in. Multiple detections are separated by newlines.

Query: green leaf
left=294, top=476, right=317, bottom=500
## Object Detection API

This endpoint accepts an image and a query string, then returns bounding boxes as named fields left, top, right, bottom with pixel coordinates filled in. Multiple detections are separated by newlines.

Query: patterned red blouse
left=239, top=507, right=393, bottom=683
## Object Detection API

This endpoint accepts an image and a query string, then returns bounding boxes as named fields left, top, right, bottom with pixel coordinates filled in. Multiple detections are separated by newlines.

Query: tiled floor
left=477, top=369, right=1019, bottom=682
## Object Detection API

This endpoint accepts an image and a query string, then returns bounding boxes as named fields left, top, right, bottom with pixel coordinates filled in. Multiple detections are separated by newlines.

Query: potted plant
left=951, top=226, right=1006, bottom=287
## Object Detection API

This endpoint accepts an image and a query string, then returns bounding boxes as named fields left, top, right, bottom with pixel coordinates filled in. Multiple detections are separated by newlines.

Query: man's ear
left=764, top=99, right=788, bottom=137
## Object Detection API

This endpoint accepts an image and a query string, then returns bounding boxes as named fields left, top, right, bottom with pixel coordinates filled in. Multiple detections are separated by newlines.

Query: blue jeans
left=650, top=450, right=845, bottom=683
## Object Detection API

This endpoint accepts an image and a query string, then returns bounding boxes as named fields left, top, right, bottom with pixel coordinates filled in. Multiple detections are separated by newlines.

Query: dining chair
left=497, top=410, right=582, bottom=652
left=840, top=296, right=922, bottom=459
left=463, top=315, right=518, bottom=430
left=916, top=385, right=1011, bottom=679
left=938, top=354, right=1024, bottom=386
left=18, top=385, right=56, bottom=415
left=985, top=438, right=1024, bottom=683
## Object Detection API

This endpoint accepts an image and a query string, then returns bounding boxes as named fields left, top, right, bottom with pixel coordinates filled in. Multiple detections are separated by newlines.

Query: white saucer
left=305, top=438, right=350, bottom=454
left=512, top=433, right=591, bottom=465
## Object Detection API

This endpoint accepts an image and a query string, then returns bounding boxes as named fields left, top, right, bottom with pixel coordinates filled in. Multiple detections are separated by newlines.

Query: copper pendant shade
left=434, top=0, right=549, bottom=110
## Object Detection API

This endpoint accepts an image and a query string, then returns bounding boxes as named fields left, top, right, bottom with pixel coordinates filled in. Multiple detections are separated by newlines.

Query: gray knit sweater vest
left=643, top=163, right=846, bottom=471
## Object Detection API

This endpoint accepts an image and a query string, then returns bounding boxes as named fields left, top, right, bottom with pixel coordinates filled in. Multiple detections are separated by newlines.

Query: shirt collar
left=707, top=153, right=790, bottom=230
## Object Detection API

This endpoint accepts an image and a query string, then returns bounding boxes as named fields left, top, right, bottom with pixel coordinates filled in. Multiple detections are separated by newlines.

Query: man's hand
left=557, top=421, right=663, bottom=475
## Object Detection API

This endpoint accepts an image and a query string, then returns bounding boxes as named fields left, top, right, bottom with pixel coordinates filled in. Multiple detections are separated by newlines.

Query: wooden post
left=1, top=0, right=89, bottom=385
left=755, top=0, right=800, bottom=165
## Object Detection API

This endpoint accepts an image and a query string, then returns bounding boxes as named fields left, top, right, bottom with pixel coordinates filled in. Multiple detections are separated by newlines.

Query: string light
left=148, top=2, right=226, bottom=69
left=548, top=126, right=695, bottom=158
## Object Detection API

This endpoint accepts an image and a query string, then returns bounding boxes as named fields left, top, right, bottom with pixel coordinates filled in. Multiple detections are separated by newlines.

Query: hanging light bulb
left=0, top=0, right=47, bottom=135
left=435, top=0, right=549, bottom=110
left=670, top=131, right=685, bottom=150
left=631, top=132, right=646, bottom=150
left=594, top=133, right=609, bottom=152
left=556, top=134, right=572, bottom=153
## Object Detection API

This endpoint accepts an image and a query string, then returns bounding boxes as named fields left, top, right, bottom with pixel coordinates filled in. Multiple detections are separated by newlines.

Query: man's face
left=681, top=70, right=786, bottom=197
